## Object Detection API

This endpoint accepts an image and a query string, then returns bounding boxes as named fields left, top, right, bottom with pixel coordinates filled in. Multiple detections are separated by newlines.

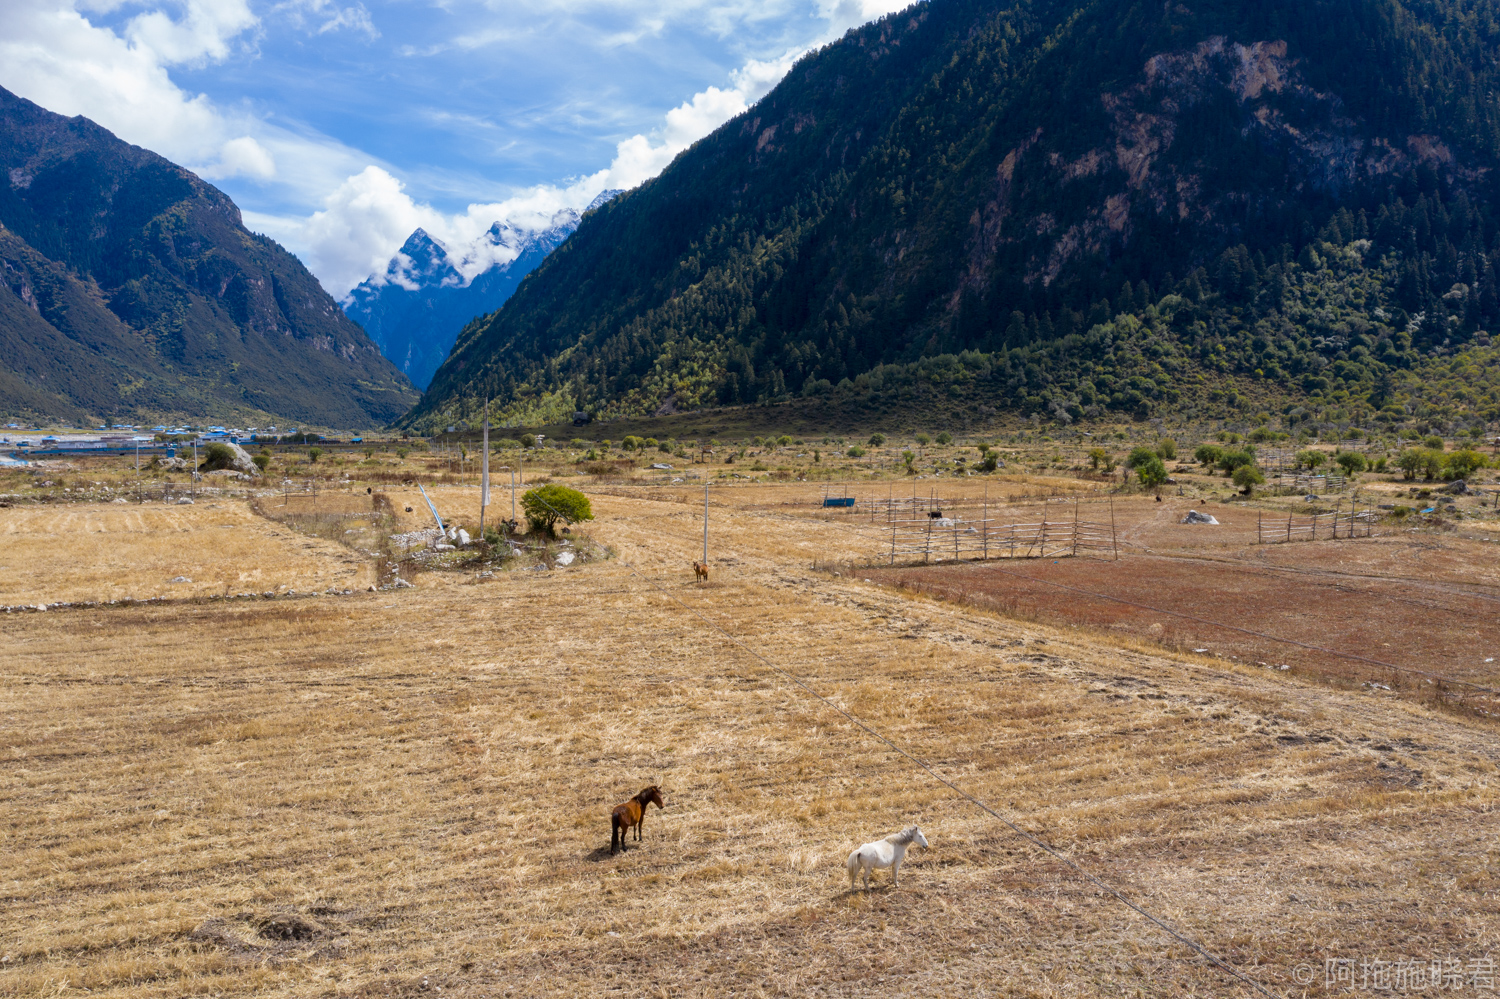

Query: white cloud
left=273, top=0, right=378, bottom=38
left=208, top=135, right=278, bottom=179
left=2, top=0, right=918, bottom=299
left=124, top=0, right=258, bottom=66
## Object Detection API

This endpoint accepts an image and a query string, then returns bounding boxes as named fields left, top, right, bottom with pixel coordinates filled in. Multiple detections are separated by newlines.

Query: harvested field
left=0, top=502, right=373, bottom=604
left=1, top=487, right=1498, bottom=998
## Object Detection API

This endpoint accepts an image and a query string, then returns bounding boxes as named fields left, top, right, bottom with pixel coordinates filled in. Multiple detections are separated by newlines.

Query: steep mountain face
left=0, top=86, right=417, bottom=427
left=405, top=0, right=1500, bottom=433
left=343, top=198, right=614, bottom=389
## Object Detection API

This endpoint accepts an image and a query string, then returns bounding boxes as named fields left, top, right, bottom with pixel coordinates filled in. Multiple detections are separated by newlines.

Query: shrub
left=1156, top=438, right=1177, bottom=460
left=846, top=445, right=866, bottom=458
left=935, top=432, right=952, bottom=445
left=915, top=433, right=931, bottom=446
left=251, top=453, right=271, bottom=473
left=643, top=438, right=659, bottom=450
left=1295, top=449, right=1326, bottom=470
left=200, top=442, right=238, bottom=471
left=902, top=450, right=917, bottom=473
left=1248, top=427, right=1274, bottom=443
left=1194, top=444, right=1224, bottom=467
left=1232, top=464, right=1265, bottom=494
left=397, top=448, right=410, bottom=459
left=1136, top=454, right=1168, bottom=488
left=1124, top=446, right=1158, bottom=470
left=521, top=485, right=594, bottom=537
left=777, top=435, right=793, bottom=448
left=496, top=438, right=522, bottom=450
left=1088, top=447, right=1109, bottom=469
left=977, top=452, right=999, bottom=472
left=307, top=447, right=323, bottom=463
left=868, top=433, right=886, bottom=446
left=1445, top=449, right=1489, bottom=479
left=1425, top=436, right=1445, bottom=451
left=659, top=439, right=675, bottom=453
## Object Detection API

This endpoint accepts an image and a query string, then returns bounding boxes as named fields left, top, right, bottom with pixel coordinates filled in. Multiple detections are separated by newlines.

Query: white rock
left=456, top=529, right=471, bottom=546
left=435, top=543, right=456, bottom=552
left=177, top=497, right=195, bottom=504
left=1181, top=510, right=1219, bottom=525
left=169, top=576, right=192, bottom=584
left=556, top=550, right=576, bottom=566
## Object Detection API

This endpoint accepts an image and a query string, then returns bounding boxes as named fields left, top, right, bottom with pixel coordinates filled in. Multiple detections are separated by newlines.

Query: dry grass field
left=2, top=473, right=1499, bottom=997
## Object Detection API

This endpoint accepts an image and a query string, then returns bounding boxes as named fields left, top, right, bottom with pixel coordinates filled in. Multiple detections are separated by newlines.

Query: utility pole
left=135, top=440, right=141, bottom=503
left=703, top=477, right=709, bottom=564
left=480, top=399, right=489, bottom=538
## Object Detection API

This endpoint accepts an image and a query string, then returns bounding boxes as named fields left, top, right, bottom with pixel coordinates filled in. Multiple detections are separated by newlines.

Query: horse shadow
left=584, top=845, right=625, bottom=862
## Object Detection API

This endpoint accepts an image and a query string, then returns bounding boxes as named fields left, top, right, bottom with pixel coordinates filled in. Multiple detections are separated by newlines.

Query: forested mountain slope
left=405, top=0, right=1500, bottom=433
left=0, top=87, right=416, bottom=427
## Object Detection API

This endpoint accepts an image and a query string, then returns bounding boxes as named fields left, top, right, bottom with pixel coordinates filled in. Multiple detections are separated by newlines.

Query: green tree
left=1156, top=438, right=1177, bottom=460
left=1334, top=452, right=1368, bottom=476
left=1136, top=454, right=1168, bottom=489
left=251, top=453, right=271, bottom=473
left=977, top=452, right=999, bottom=472
left=1194, top=444, right=1224, bottom=467
left=1124, top=446, right=1158, bottom=470
left=307, top=447, right=323, bottom=463
left=521, top=485, right=594, bottom=537
left=915, top=433, right=931, bottom=446
left=1088, top=447, right=1109, bottom=469
left=868, top=433, right=886, bottom=446
left=1218, top=450, right=1255, bottom=476
left=1424, top=436, right=1445, bottom=450
left=1233, top=464, right=1266, bottom=494
left=902, top=450, right=917, bottom=474
left=777, top=435, right=793, bottom=448
left=1396, top=448, right=1427, bottom=480
left=1296, top=449, right=1326, bottom=470
left=846, top=445, right=866, bottom=457
left=935, top=432, right=952, bottom=445
left=621, top=436, right=643, bottom=451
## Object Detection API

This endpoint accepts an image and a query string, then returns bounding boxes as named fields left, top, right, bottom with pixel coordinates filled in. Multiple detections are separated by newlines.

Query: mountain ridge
left=0, top=86, right=417, bottom=427
left=401, top=0, right=1500, bottom=435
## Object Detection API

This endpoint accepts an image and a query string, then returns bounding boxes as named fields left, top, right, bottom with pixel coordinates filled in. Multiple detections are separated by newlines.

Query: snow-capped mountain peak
left=342, top=192, right=620, bottom=390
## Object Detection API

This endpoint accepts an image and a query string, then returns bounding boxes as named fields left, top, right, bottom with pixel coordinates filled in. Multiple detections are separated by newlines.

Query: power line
left=622, top=562, right=1283, bottom=999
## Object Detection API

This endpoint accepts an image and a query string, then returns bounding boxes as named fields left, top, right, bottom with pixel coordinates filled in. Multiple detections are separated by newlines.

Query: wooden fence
left=887, top=507, right=1118, bottom=564
left=1257, top=503, right=1374, bottom=543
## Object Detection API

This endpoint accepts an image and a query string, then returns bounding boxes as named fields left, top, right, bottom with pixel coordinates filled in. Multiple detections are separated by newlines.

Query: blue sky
left=0, top=0, right=910, bottom=294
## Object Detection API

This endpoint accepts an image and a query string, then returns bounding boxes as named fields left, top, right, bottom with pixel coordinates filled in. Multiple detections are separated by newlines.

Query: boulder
left=456, top=528, right=471, bottom=546
left=202, top=442, right=260, bottom=476
left=1182, top=510, right=1219, bottom=525
left=1444, top=478, right=1468, bottom=494
left=155, top=456, right=190, bottom=471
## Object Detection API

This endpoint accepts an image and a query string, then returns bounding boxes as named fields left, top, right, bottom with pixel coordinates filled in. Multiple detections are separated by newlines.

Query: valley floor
left=1, top=484, right=1497, bottom=997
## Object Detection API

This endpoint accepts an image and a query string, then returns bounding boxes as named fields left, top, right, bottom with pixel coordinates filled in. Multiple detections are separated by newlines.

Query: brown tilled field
left=2, top=476, right=1499, bottom=998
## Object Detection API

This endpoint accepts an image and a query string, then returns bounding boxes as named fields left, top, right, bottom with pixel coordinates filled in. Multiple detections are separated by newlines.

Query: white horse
left=846, top=825, right=929, bottom=890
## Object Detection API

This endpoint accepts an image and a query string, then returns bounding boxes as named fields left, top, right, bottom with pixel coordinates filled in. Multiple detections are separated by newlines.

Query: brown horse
left=610, top=785, right=665, bottom=853
left=692, top=562, right=709, bottom=583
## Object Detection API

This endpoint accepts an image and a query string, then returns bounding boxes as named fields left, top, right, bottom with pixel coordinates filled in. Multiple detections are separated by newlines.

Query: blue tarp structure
left=822, top=497, right=856, bottom=508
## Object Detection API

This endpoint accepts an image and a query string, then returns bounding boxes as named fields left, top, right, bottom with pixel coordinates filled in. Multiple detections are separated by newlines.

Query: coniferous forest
left=404, top=0, right=1500, bottom=434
